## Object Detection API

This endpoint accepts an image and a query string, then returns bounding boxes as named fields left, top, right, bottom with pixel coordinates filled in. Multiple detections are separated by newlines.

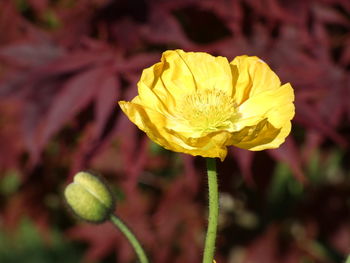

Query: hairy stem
left=203, top=158, right=219, bottom=263
left=110, top=215, right=149, bottom=263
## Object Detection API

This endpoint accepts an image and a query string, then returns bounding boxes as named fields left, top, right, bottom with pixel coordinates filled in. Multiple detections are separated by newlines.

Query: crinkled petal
left=249, top=121, right=291, bottom=150
left=166, top=128, right=232, bottom=161
left=231, top=119, right=283, bottom=150
left=160, top=50, right=233, bottom=97
left=119, top=101, right=231, bottom=160
left=235, top=83, right=294, bottom=130
left=230, top=55, right=281, bottom=105
left=119, top=100, right=171, bottom=148
left=137, top=62, right=176, bottom=114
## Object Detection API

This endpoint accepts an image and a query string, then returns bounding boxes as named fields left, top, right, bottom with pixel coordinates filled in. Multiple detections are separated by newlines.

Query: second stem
left=203, top=158, right=219, bottom=263
left=110, top=215, right=149, bottom=263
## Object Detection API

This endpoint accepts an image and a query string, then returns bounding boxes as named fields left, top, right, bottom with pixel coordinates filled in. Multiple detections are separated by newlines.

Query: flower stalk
left=110, top=215, right=149, bottom=263
left=203, top=158, right=219, bottom=263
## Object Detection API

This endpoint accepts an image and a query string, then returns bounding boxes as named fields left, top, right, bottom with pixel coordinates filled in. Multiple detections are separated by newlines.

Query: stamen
left=177, top=89, right=238, bottom=132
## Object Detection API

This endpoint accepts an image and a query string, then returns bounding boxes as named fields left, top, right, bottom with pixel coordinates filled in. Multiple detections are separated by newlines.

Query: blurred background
left=0, top=0, right=350, bottom=262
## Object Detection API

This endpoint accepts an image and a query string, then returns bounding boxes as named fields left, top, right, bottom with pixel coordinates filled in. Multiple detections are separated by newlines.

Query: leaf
left=0, top=41, right=64, bottom=67
left=316, top=68, right=346, bottom=127
left=141, top=6, right=193, bottom=48
left=67, top=223, right=119, bottom=262
left=230, top=147, right=255, bottom=186
left=21, top=79, right=62, bottom=165
left=295, top=100, right=347, bottom=147
left=117, top=53, right=160, bottom=73
left=40, top=51, right=112, bottom=76
left=0, top=100, right=24, bottom=169
left=312, top=3, right=350, bottom=26
left=181, top=154, right=200, bottom=195
left=93, top=74, right=120, bottom=139
left=243, top=226, right=279, bottom=263
left=36, top=67, right=109, bottom=155
left=268, top=137, right=305, bottom=182
left=245, top=0, right=295, bottom=22
left=153, top=177, right=203, bottom=263
left=329, top=223, right=350, bottom=254
left=69, top=73, right=120, bottom=173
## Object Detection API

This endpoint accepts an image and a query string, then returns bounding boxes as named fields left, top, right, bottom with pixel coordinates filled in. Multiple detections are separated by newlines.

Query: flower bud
left=64, top=171, right=115, bottom=223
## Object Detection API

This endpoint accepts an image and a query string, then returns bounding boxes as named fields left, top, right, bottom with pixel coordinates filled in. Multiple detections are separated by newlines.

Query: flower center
left=177, top=89, right=238, bottom=133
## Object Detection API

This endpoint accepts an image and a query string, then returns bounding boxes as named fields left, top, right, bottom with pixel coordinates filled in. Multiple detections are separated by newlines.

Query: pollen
left=178, top=89, right=238, bottom=133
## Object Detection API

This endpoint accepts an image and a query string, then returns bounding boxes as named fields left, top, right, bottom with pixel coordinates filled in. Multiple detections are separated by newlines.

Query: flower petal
left=230, top=55, right=281, bottom=105
left=161, top=50, right=233, bottom=96
left=119, top=101, right=231, bottom=160
left=235, top=83, right=294, bottom=130
left=231, top=119, right=286, bottom=150
left=166, top=128, right=232, bottom=161
left=137, top=61, right=176, bottom=114
left=119, top=100, right=174, bottom=149
left=250, top=121, right=291, bottom=150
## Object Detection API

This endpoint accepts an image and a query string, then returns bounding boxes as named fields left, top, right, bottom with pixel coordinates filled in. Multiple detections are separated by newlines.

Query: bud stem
left=110, top=215, right=149, bottom=263
left=346, top=255, right=350, bottom=263
left=202, top=158, right=219, bottom=263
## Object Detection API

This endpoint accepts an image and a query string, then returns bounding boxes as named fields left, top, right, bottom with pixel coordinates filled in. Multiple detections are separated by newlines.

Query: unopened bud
left=64, top=171, right=115, bottom=223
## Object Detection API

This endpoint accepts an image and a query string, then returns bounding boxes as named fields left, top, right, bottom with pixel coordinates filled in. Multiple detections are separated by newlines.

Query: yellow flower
left=119, top=50, right=295, bottom=161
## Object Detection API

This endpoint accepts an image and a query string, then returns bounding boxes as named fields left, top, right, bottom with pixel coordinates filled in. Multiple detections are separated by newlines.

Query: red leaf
left=93, top=74, right=120, bottom=139
left=243, top=226, right=279, bottom=263
left=317, top=68, right=347, bottom=127
left=36, top=67, right=108, bottom=153
left=268, top=137, right=305, bottom=182
left=230, top=147, right=255, bottom=186
left=82, top=74, right=125, bottom=174
left=245, top=0, right=295, bottom=22
left=141, top=6, right=193, bottom=48
left=0, top=41, right=64, bottom=67
left=295, top=100, right=347, bottom=147
left=181, top=154, right=200, bottom=195
left=117, top=53, right=160, bottom=73
left=329, top=223, right=350, bottom=254
left=312, top=3, right=350, bottom=26
left=340, top=37, right=350, bottom=66
left=67, top=223, right=119, bottom=262
left=345, top=75, right=350, bottom=122
left=41, top=51, right=112, bottom=76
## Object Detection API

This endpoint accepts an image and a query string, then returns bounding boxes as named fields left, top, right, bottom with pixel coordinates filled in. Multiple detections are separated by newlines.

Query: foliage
left=0, top=0, right=349, bottom=262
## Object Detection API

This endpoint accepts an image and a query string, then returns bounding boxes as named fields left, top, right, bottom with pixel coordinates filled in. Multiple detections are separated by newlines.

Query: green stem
left=110, top=215, right=149, bottom=263
left=203, top=158, right=219, bottom=263
left=346, top=255, right=350, bottom=263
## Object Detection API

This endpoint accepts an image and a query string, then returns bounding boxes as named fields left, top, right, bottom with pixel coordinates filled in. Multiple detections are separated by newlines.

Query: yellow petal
left=231, top=119, right=281, bottom=150
left=263, top=83, right=295, bottom=128
left=235, top=83, right=294, bottom=130
left=137, top=61, right=176, bottom=114
left=119, top=101, right=231, bottom=160
left=230, top=55, right=281, bottom=105
left=160, top=50, right=234, bottom=97
left=229, top=82, right=294, bottom=150
left=250, top=121, right=292, bottom=150
left=119, top=100, right=173, bottom=149
left=166, top=128, right=232, bottom=161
